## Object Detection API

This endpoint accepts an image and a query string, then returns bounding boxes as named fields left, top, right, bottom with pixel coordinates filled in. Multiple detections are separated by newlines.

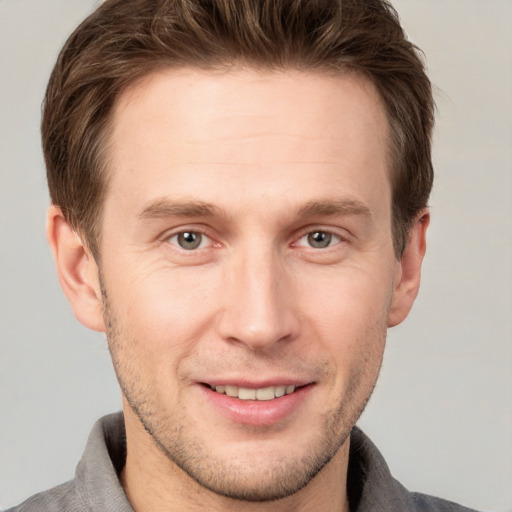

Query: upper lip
left=200, top=378, right=314, bottom=389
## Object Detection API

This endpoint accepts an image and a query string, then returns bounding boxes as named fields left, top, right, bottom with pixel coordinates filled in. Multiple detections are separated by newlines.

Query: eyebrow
left=138, top=197, right=372, bottom=222
left=138, top=198, right=223, bottom=221
left=296, top=199, right=372, bottom=219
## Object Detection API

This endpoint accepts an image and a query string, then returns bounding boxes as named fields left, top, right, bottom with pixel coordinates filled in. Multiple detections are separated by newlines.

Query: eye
left=168, top=231, right=210, bottom=250
left=297, top=230, right=341, bottom=249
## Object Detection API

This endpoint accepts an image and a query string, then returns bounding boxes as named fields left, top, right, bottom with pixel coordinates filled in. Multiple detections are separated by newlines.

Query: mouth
left=200, top=382, right=314, bottom=425
left=203, top=383, right=304, bottom=401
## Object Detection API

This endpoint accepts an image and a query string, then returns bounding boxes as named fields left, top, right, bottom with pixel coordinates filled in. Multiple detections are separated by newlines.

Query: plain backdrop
left=0, top=1, right=511, bottom=510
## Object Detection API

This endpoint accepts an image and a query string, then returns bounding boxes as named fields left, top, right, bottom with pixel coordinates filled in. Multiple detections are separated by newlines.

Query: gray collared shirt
left=6, top=413, right=479, bottom=511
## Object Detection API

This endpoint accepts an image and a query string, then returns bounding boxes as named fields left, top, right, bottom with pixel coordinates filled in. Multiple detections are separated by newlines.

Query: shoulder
left=4, top=480, right=86, bottom=512
left=349, top=427, right=481, bottom=512
left=4, top=413, right=130, bottom=512
left=410, top=492, right=481, bottom=512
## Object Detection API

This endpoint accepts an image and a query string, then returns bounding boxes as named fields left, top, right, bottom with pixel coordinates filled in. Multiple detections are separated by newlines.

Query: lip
left=204, top=378, right=309, bottom=388
left=198, top=382, right=314, bottom=426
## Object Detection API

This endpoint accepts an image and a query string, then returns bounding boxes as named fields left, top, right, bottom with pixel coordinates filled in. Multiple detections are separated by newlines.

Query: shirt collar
left=75, top=412, right=133, bottom=511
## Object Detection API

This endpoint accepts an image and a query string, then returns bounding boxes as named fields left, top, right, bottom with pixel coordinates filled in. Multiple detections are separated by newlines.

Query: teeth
left=224, top=385, right=238, bottom=397
left=238, top=388, right=256, bottom=400
left=274, top=385, right=286, bottom=398
left=211, top=384, right=296, bottom=400
left=256, top=387, right=275, bottom=401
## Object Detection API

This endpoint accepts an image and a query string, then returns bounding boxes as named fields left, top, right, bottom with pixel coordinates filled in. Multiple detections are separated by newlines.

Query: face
left=92, top=69, right=406, bottom=501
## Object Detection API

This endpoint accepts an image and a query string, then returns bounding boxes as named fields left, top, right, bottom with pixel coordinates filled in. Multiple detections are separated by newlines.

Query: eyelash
left=164, top=227, right=346, bottom=253
left=293, top=229, right=343, bottom=250
left=166, top=229, right=215, bottom=251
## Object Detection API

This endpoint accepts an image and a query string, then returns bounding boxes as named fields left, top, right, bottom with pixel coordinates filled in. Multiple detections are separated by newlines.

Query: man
left=6, top=0, right=479, bottom=511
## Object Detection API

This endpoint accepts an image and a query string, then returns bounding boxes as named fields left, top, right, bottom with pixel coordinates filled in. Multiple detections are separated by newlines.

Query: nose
left=216, top=244, right=300, bottom=351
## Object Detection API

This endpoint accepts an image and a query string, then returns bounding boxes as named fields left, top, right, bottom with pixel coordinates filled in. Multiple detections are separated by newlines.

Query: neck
left=121, top=407, right=351, bottom=512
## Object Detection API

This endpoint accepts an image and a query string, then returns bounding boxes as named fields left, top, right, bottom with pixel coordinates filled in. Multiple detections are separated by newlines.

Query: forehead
left=104, top=67, right=390, bottom=224
left=112, top=67, right=389, bottom=158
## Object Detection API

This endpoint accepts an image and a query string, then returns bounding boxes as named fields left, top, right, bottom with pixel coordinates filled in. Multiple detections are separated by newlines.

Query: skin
left=47, top=68, right=428, bottom=512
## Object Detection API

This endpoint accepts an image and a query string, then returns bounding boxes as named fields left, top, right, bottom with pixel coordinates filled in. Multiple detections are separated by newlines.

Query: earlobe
left=46, top=206, right=106, bottom=332
left=388, top=210, right=430, bottom=327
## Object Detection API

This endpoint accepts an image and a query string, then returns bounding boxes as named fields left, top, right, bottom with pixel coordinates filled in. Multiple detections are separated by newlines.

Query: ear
left=388, top=210, right=430, bottom=327
left=46, top=205, right=106, bottom=332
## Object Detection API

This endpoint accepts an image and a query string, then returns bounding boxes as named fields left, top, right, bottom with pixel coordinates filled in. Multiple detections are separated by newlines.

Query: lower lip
left=198, top=384, right=313, bottom=426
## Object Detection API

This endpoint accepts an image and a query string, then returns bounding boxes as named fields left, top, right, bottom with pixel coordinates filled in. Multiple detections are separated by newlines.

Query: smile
left=207, top=384, right=297, bottom=401
left=201, top=382, right=314, bottom=425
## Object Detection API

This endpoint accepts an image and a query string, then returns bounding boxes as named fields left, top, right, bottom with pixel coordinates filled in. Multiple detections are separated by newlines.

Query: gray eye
left=176, top=231, right=203, bottom=250
left=307, top=231, right=333, bottom=248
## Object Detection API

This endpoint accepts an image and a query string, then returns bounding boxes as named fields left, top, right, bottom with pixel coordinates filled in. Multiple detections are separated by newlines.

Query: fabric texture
left=5, top=412, right=479, bottom=512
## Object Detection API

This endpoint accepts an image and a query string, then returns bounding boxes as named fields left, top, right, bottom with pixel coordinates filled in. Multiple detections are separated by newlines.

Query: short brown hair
left=42, top=0, right=434, bottom=259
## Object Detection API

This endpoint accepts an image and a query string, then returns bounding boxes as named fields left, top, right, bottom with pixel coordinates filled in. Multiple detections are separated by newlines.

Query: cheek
left=296, top=266, right=390, bottom=374
left=298, top=264, right=393, bottom=330
left=106, top=263, right=222, bottom=363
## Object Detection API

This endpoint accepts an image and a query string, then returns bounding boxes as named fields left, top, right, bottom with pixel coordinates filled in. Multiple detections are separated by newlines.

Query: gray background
left=0, top=0, right=511, bottom=510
